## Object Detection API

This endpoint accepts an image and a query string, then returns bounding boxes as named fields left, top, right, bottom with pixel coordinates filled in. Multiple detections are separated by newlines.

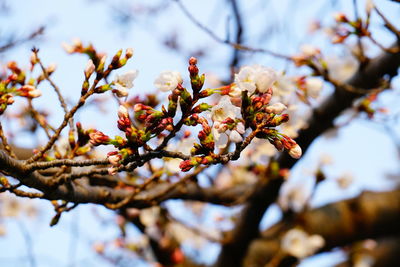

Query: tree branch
left=0, top=149, right=248, bottom=207
left=244, top=190, right=400, bottom=266
left=215, top=42, right=400, bottom=267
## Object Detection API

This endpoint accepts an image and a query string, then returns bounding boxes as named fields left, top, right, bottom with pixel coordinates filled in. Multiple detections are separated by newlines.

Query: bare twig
left=37, top=56, right=74, bottom=131
left=0, top=26, right=44, bottom=53
left=0, top=122, right=16, bottom=158
left=16, top=220, right=36, bottom=267
left=172, top=0, right=290, bottom=60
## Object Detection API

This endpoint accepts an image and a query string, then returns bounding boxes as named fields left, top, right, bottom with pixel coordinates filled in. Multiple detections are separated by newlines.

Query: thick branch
left=215, top=43, right=400, bottom=267
left=0, top=150, right=246, bottom=207
left=244, top=190, right=400, bottom=266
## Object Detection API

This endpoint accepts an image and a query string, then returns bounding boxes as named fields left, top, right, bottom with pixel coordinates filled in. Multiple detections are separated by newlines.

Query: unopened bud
left=189, top=57, right=197, bottom=65
left=84, top=59, right=95, bottom=79
left=118, top=105, right=129, bottom=118
left=333, top=12, right=348, bottom=23
left=46, top=63, right=57, bottom=74
left=288, top=144, right=302, bottom=159
left=125, top=48, right=134, bottom=59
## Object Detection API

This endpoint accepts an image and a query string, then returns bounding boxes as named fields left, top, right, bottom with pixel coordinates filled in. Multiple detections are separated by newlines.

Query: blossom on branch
left=234, top=64, right=277, bottom=94
left=211, top=96, right=240, bottom=122
left=17, top=85, right=42, bottom=98
left=211, top=96, right=244, bottom=148
left=281, top=228, right=325, bottom=258
left=89, top=130, right=110, bottom=146
left=154, top=70, right=183, bottom=92
left=113, top=70, right=139, bottom=97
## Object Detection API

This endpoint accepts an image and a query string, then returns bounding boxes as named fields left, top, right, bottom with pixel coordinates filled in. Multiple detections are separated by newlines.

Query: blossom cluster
left=0, top=61, right=44, bottom=115
left=83, top=58, right=303, bottom=174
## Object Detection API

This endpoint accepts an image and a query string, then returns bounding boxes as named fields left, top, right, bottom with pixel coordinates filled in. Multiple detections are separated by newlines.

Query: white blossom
left=235, top=65, right=277, bottom=93
left=354, top=254, right=375, bottom=267
left=212, top=127, right=229, bottom=149
left=253, top=65, right=278, bottom=92
left=279, top=105, right=309, bottom=138
left=326, top=54, right=358, bottom=82
left=336, top=172, right=354, bottom=189
left=266, top=102, right=287, bottom=114
left=215, top=167, right=258, bottom=188
left=236, top=122, right=245, bottom=134
left=140, top=206, right=160, bottom=227
left=229, top=130, right=243, bottom=143
left=272, top=72, right=297, bottom=101
left=281, top=228, right=325, bottom=258
left=320, top=154, right=333, bottom=165
left=211, top=96, right=243, bottom=148
left=113, top=70, right=139, bottom=97
left=279, top=183, right=309, bottom=212
left=154, top=70, right=183, bottom=92
left=211, top=96, right=241, bottom=122
left=247, top=139, right=278, bottom=163
left=366, top=0, right=375, bottom=13
left=228, top=84, right=242, bottom=98
left=300, top=44, right=320, bottom=57
left=306, top=78, right=323, bottom=98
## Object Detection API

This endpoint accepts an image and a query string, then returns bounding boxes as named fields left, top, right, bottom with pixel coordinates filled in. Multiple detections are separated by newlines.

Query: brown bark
left=244, top=190, right=400, bottom=267
left=216, top=42, right=400, bottom=267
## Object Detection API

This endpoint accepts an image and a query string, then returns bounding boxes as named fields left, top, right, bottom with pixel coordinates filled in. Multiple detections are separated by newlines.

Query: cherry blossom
left=234, top=64, right=277, bottom=94
left=281, top=228, right=325, bottom=258
left=154, top=70, right=183, bottom=92
left=265, top=102, right=287, bottom=114
left=211, top=95, right=241, bottom=122
left=210, top=96, right=244, bottom=148
left=305, top=77, right=323, bottom=98
left=113, top=70, right=139, bottom=97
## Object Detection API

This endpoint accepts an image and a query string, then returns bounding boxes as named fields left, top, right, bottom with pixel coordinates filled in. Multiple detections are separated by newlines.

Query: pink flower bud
left=179, top=160, right=193, bottom=172
left=189, top=57, right=197, bottom=65
left=333, top=12, right=348, bottom=23
left=89, top=130, right=110, bottom=146
left=19, top=85, right=42, bottom=98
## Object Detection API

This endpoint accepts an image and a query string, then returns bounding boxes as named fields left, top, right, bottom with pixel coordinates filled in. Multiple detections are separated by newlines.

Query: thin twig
left=27, top=99, right=53, bottom=139
left=0, top=122, right=16, bottom=158
left=0, top=26, right=44, bottom=53
left=374, top=5, right=400, bottom=40
left=27, top=80, right=100, bottom=163
left=16, top=220, right=36, bottom=267
left=172, top=0, right=290, bottom=60
left=37, top=57, right=74, bottom=131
